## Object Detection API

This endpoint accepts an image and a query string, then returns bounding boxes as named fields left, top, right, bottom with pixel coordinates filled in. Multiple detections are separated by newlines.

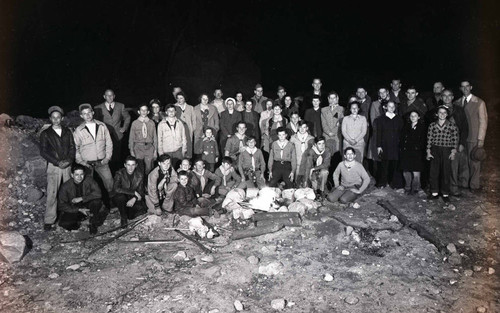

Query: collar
left=344, top=160, right=355, bottom=168
left=203, top=136, right=215, bottom=142
left=312, top=145, right=325, bottom=156
left=385, top=112, right=396, bottom=119
left=246, top=146, right=257, bottom=154
left=138, top=116, right=149, bottom=123
left=235, top=133, right=246, bottom=140
left=218, top=165, right=233, bottom=176
left=465, top=94, right=472, bottom=102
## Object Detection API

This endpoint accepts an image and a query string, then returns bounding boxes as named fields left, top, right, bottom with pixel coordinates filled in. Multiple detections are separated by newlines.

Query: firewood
left=255, top=217, right=302, bottom=227
left=231, top=224, right=284, bottom=240
left=252, top=212, right=301, bottom=221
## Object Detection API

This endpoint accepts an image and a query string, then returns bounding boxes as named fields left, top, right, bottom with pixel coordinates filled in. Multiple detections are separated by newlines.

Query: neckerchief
left=246, top=146, right=257, bottom=170
left=297, top=133, right=309, bottom=153
left=312, top=145, right=325, bottom=167
left=138, top=116, right=149, bottom=138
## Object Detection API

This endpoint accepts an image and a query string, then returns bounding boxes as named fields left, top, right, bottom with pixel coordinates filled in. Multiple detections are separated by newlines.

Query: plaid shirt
left=426, top=120, right=458, bottom=151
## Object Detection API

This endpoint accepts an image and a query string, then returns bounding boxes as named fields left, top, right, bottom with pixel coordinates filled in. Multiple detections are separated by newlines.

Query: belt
left=278, top=161, right=291, bottom=165
left=137, top=142, right=153, bottom=145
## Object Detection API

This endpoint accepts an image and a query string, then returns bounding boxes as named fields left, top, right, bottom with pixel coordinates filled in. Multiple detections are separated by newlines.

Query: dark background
left=1, top=0, right=498, bottom=117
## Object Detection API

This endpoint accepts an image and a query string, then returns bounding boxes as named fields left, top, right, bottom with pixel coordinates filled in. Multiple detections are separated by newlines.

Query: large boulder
left=15, top=115, right=45, bottom=131
left=222, top=188, right=246, bottom=209
left=298, top=198, right=319, bottom=210
left=0, top=231, right=30, bottom=263
left=24, top=157, right=47, bottom=188
left=294, top=188, right=316, bottom=201
left=0, top=113, right=14, bottom=127
left=281, top=188, right=296, bottom=202
left=288, top=202, right=307, bottom=215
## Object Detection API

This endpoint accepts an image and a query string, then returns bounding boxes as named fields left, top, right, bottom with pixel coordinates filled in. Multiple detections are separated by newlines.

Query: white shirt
left=105, top=102, right=115, bottom=111
left=85, top=122, right=97, bottom=139
left=53, top=127, right=62, bottom=137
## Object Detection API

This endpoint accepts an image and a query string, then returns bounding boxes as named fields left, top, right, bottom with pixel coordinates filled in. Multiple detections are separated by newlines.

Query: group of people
left=39, top=79, right=488, bottom=234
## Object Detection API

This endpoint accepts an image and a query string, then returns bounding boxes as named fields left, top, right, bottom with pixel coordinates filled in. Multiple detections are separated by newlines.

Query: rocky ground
left=0, top=112, right=498, bottom=313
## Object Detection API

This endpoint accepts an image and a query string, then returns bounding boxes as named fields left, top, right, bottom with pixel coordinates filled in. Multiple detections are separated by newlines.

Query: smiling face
left=103, top=90, right=115, bottom=103
left=244, top=100, right=253, bottom=112
left=442, top=90, right=454, bottom=105
left=254, top=87, right=263, bottom=98
left=138, top=105, right=149, bottom=117
left=236, top=93, right=243, bottom=101
left=80, top=108, right=94, bottom=123
left=277, top=131, right=287, bottom=141
left=290, top=113, right=299, bottom=124
left=344, top=149, right=356, bottom=162
left=328, top=94, right=338, bottom=106
left=437, top=108, right=448, bottom=121
left=386, top=102, right=396, bottom=113
left=124, top=160, right=137, bottom=175
left=151, top=103, right=160, bottom=114
left=247, top=138, right=256, bottom=149
left=50, top=111, right=62, bottom=127
left=460, top=81, right=472, bottom=97
left=298, top=123, right=308, bottom=134
left=316, top=140, right=325, bottom=152
left=350, top=103, right=359, bottom=115
left=406, top=89, right=418, bottom=101
left=378, top=88, right=389, bottom=100
left=166, top=107, right=176, bottom=118
left=159, top=158, right=171, bottom=172
left=273, top=105, right=282, bottom=115
left=179, top=175, right=189, bottom=187
left=236, top=123, right=247, bottom=135
left=391, top=80, right=401, bottom=92
left=409, top=111, right=420, bottom=124
left=176, top=94, right=185, bottom=105
left=433, top=82, right=444, bottom=95
left=277, top=89, right=286, bottom=99
left=284, top=96, right=292, bottom=106
left=72, top=169, right=85, bottom=184
left=312, top=79, right=322, bottom=91
left=356, top=88, right=367, bottom=100
left=200, top=94, right=209, bottom=105
left=214, top=89, right=223, bottom=99
left=265, top=100, right=273, bottom=111
left=226, top=99, right=235, bottom=110
left=194, top=160, right=205, bottom=172
left=180, top=159, right=190, bottom=171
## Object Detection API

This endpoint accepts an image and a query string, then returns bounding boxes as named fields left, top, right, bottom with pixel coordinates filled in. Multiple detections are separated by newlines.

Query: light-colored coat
left=74, top=120, right=113, bottom=164
left=157, top=118, right=187, bottom=155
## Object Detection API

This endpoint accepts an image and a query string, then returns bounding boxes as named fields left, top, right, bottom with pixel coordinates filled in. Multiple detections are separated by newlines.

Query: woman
left=341, top=102, right=367, bottom=163
left=282, top=95, right=299, bottom=119
left=175, top=92, right=196, bottom=159
left=193, top=94, right=219, bottom=157
left=241, top=99, right=261, bottom=147
left=290, top=121, right=315, bottom=187
left=149, top=99, right=163, bottom=128
left=234, top=92, right=245, bottom=112
left=400, top=110, right=426, bottom=195
left=375, top=101, right=403, bottom=188
left=261, top=103, right=288, bottom=154
left=219, top=97, right=242, bottom=154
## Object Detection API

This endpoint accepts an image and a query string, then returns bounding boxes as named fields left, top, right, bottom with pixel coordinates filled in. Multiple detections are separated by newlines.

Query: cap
left=79, top=103, right=93, bottom=113
left=470, top=146, right=487, bottom=162
left=48, top=106, right=64, bottom=116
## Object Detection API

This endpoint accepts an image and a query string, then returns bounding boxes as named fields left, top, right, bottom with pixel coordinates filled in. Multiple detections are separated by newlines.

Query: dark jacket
left=376, top=114, right=404, bottom=160
left=400, top=98, right=427, bottom=119
left=400, top=122, right=427, bottom=152
left=304, top=108, right=323, bottom=138
left=173, top=184, right=198, bottom=210
left=303, top=146, right=332, bottom=176
left=450, top=105, right=469, bottom=147
left=113, top=168, right=145, bottom=198
left=220, top=110, right=242, bottom=138
left=58, top=177, right=102, bottom=213
left=40, top=126, right=75, bottom=166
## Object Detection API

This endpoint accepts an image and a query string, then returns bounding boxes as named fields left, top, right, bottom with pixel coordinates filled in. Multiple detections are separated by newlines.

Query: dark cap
left=48, top=106, right=64, bottom=116
left=79, top=103, right=93, bottom=113
left=470, top=146, right=487, bottom=162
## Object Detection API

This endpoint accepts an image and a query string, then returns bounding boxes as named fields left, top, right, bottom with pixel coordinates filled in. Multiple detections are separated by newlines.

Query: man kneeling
left=327, top=147, right=370, bottom=204
left=113, top=156, right=147, bottom=227
left=58, top=164, right=108, bottom=234
left=145, top=154, right=178, bottom=215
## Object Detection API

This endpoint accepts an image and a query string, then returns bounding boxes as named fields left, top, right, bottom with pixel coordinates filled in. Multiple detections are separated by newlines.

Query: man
left=459, top=80, right=488, bottom=191
left=129, top=103, right=157, bottom=176
left=168, top=86, right=183, bottom=106
left=327, top=147, right=370, bottom=204
left=145, top=154, right=178, bottom=215
left=58, top=164, right=107, bottom=234
left=268, top=127, right=297, bottom=188
left=211, top=88, right=226, bottom=114
left=444, top=89, right=468, bottom=196
left=304, top=95, right=323, bottom=137
left=321, top=91, right=344, bottom=165
left=175, top=92, right=196, bottom=158
left=158, top=105, right=187, bottom=168
left=274, top=85, right=287, bottom=106
left=113, top=156, right=147, bottom=227
left=225, top=121, right=248, bottom=162
left=251, top=83, right=269, bottom=114
left=367, top=88, right=390, bottom=176
left=389, top=79, right=405, bottom=106
left=303, top=137, right=332, bottom=200
left=94, top=89, right=131, bottom=173
left=40, top=106, right=75, bottom=231
left=356, top=87, right=372, bottom=119
left=400, top=86, right=427, bottom=119
left=302, top=78, right=327, bottom=116
left=425, top=82, right=444, bottom=111
left=73, top=103, right=114, bottom=204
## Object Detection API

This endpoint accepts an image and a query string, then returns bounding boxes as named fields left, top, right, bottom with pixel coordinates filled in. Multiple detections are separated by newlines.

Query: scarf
left=235, top=133, right=246, bottom=148
left=289, top=122, right=298, bottom=133
left=297, top=133, right=309, bottom=153
left=138, top=116, right=150, bottom=138
left=203, top=136, right=215, bottom=142
left=312, top=145, right=325, bottom=167
left=386, top=112, right=396, bottom=119
left=218, top=165, right=233, bottom=186
left=277, top=140, right=288, bottom=159
left=246, top=146, right=257, bottom=170
left=193, top=169, right=206, bottom=191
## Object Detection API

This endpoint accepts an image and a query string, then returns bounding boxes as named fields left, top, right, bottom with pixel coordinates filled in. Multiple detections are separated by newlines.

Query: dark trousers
left=269, top=161, right=293, bottom=189
left=429, top=146, right=452, bottom=195
left=377, top=160, right=398, bottom=187
left=113, top=193, right=147, bottom=221
left=58, top=199, right=107, bottom=231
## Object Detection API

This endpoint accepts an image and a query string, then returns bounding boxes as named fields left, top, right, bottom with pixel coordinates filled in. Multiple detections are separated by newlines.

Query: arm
left=152, top=123, right=158, bottom=155
left=147, top=170, right=160, bottom=207
left=258, top=150, right=266, bottom=173
left=157, top=123, right=164, bottom=156
left=333, top=164, right=341, bottom=188
left=357, top=166, right=371, bottom=193
left=120, top=105, right=131, bottom=131
left=238, top=154, right=245, bottom=177
left=39, top=132, right=59, bottom=165
left=212, top=109, right=220, bottom=132
left=82, top=179, right=102, bottom=203
left=321, top=110, right=332, bottom=136
left=73, top=130, right=85, bottom=165
left=128, top=121, right=136, bottom=154
left=207, top=171, right=222, bottom=187
left=180, top=123, right=187, bottom=156
left=478, top=100, right=488, bottom=145
left=268, top=144, right=274, bottom=172
left=68, top=131, right=76, bottom=163
left=341, top=117, right=352, bottom=140
left=231, top=169, right=242, bottom=183
left=113, top=171, right=136, bottom=196
left=315, top=150, right=331, bottom=171
left=58, top=184, right=78, bottom=213
left=290, top=144, right=297, bottom=174
left=103, top=126, right=113, bottom=162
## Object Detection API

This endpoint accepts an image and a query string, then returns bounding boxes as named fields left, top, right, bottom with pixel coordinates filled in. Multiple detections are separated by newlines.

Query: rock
left=234, top=300, right=244, bottom=311
left=201, top=266, right=221, bottom=279
left=297, top=198, right=319, bottom=210
left=341, top=250, right=350, bottom=256
left=389, top=215, right=399, bottom=222
left=449, top=279, right=457, bottom=285
left=208, top=310, right=220, bottom=313
left=173, top=251, right=187, bottom=261
left=448, top=253, right=462, bottom=265
left=277, top=206, right=288, bottom=212
left=247, top=255, right=260, bottom=265
left=0, top=113, right=14, bottom=127
left=66, top=264, right=80, bottom=271
left=352, top=202, right=360, bottom=209
left=258, top=262, right=283, bottom=276
left=40, top=243, right=52, bottom=254
left=488, top=267, right=495, bottom=275
left=288, top=202, right=307, bottom=215
left=446, top=243, right=457, bottom=254
left=344, top=296, right=359, bottom=305
left=48, top=273, right=59, bottom=279
left=281, top=188, right=296, bottom=202
left=24, top=157, right=47, bottom=187
left=201, top=255, right=214, bottom=263
left=351, top=231, right=361, bottom=243
left=324, top=273, right=334, bottom=281
left=15, top=115, right=42, bottom=130
left=0, top=231, right=28, bottom=263
left=476, top=307, right=487, bottom=313
left=144, top=215, right=162, bottom=227
left=344, top=226, right=354, bottom=236
left=464, top=269, right=473, bottom=277
left=26, top=188, right=44, bottom=202
left=473, top=265, right=483, bottom=272
left=294, top=188, right=315, bottom=200
left=271, top=298, right=286, bottom=310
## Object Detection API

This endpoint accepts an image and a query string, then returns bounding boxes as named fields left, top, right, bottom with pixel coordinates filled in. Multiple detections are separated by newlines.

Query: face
left=277, top=131, right=287, bottom=141
left=386, top=102, right=396, bottom=113
left=356, top=88, right=367, bottom=100
left=312, top=99, right=320, bottom=108
left=344, top=150, right=356, bottom=162
left=290, top=114, right=299, bottom=124
left=437, top=108, right=448, bottom=120
left=194, top=161, right=205, bottom=172
left=179, top=175, right=189, bottom=186
left=222, top=162, right=231, bottom=170
left=151, top=103, right=160, bottom=114
left=50, top=112, right=62, bottom=127
left=205, top=129, right=213, bottom=138
left=166, top=107, right=176, bottom=118
left=277, top=89, right=286, bottom=98
left=406, top=89, right=418, bottom=101
left=284, top=96, right=292, bottom=106
left=80, top=108, right=94, bottom=123
left=350, top=103, right=359, bottom=115
left=391, top=80, right=401, bottom=91
left=460, top=81, right=472, bottom=96
left=409, top=112, right=420, bottom=123
left=312, top=79, right=322, bottom=91
left=378, top=88, right=389, bottom=100
left=180, top=160, right=190, bottom=171
left=124, top=160, right=137, bottom=174
left=138, top=106, right=149, bottom=117
left=173, top=87, right=182, bottom=96
left=244, top=101, right=253, bottom=111
left=72, top=169, right=85, bottom=184
left=176, top=95, right=185, bottom=104
left=103, top=90, right=115, bottom=103
left=299, top=123, right=308, bottom=134
left=237, top=123, right=247, bottom=135
left=433, top=82, right=444, bottom=94
left=214, top=89, right=223, bottom=99
left=254, top=87, right=263, bottom=98
left=247, top=139, right=256, bottom=148
left=201, top=95, right=209, bottom=105
left=273, top=106, right=282, bottom=115
left=316, top=140, right=325, bottom=152
left=236, top=93, right=243, bottom=101
left=442, top=91, right=454, bottom=105
left=226, top=100, right=234, bottom=110
left=265, top=100, right=273, bottom=111
left=328, top=94, right=338, bottom=105
left=159, top=159, right=171, bottom=172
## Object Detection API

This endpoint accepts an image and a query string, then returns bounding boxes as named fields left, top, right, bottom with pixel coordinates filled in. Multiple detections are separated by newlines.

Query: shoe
left=44, top=224, right=54, bottom=231
left=404, top=189, right=412, bottom=195
left=442, top=196, right=450, bottom=204
left=120, top=218, right=128, bottom=228
left=428, top=193, right=439, bottom=200
left=89, top=224, right=98, bottom=234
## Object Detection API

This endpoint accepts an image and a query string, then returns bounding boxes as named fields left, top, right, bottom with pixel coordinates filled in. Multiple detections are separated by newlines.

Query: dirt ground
left=0, top=112, right=498, bottom=313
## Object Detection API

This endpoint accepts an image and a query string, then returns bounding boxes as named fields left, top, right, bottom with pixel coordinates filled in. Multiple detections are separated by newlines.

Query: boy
left=145, top=154, right=178, bottom=215
left=201, top=127, right=219, bottom=172
left=268, top=127, right=297, bottom=188
left=214, top=157, right=241, bottom=196
left=238, top=136, right=266, bottom=189
left=129, top=103, right=157, bottom=175
left=173, top=170, right=210, bottom=217
left=303, top=136, right=331, bottom=199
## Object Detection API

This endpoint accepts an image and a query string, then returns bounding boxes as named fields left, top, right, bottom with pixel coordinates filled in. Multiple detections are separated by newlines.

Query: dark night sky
left=1, top=0, right=498, bottom=117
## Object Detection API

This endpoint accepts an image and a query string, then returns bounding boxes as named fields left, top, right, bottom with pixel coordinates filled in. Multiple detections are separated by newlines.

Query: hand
left=78, top=208, right=89, bottom=216
left=477, top=140, right=484, bottom=148
left=153, top=150, right=157, bottom=159
left=260, top=173, right=265, bottom=181
left=227, top=134, right=232, bottom=138
left=268, top=172, right=273, bottom=180
left=130, top=150, right=136, bottom=157
left=350, top=188, right=361, bottom=194
left=72, top=197, right=83, bottom=204
left=126, top=198, right=136, bottom=207
left=337, top=186, right=345, bottom=191
left=377, top=147, right=383, bottom=155
left=119, top=128, right=126, bottom=134
left=215, top=157, right=219, bottom=162
left=100, top=159, right=109, bottom=165
left=202, top=193, right=211, bottom=198
left=289, top=172, right=294, bottom=182
left=458, top=144, right=465, bottom=153
left=203, top=151, right=209, bottom=155
left=309, top=169, right=314, bottom=179
left=134, top=191, right=142, bottom=201
left=329, top=132, right=334, bottom=137
left=241, top=177, right=246, bottom=182
left=58, top=160, right=70, bottom=169
left=210, top=186, right=216, bottom=195
left=82, top=162, right=92, bottom=169
left=449, top=149, right=456, bottom=160
left=158, top=179, right=166, bottom=191
left=426, top=152, right=434, bottom=161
